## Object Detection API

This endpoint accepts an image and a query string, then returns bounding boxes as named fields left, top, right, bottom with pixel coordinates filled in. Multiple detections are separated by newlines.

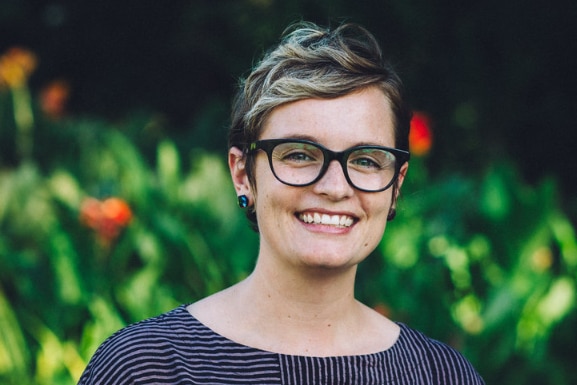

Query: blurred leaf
left=480, top=167, right=511, bottom=221
left=47, top=170, right=84, bottom=209
left=157, top=140, right=181, bottom=198
left=0, top=285, right=29, bottom=376
left=537, top=277, right=575, bottom=325
left=48, top=230, right=83, bottom=304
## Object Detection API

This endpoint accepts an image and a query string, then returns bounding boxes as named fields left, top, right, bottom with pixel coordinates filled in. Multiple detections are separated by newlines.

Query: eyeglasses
left=248, top=139, right=410, bottom=192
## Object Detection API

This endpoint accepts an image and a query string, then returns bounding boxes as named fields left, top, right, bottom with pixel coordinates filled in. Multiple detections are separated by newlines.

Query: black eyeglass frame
left=248, top=139, right=410, bottom=193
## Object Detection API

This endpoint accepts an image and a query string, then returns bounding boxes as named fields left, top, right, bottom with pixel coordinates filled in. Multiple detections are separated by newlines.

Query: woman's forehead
left=260, top=87, right=395, bottom=148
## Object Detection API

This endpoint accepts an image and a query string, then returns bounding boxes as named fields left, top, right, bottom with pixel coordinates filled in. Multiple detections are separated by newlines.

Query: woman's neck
left=188, top=254, right=399, bottom=357
left=243, top=267, right=356, bottom=323
left=249, top=253, right=358, bottom=308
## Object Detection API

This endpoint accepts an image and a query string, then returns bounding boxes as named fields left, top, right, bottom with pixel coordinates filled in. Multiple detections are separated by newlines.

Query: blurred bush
left=1, top=45, right=576, bottom=385
left=365, top=157, right=577, bottom=384
left=0, top=122, right=259, bottom=384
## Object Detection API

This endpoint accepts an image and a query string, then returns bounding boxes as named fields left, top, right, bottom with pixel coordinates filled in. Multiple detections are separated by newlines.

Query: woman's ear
left=396, top=162, right=409, bottom=197
left=390, top=162, right=409, bottom=212
left=229, top=147, right=252, bottom=198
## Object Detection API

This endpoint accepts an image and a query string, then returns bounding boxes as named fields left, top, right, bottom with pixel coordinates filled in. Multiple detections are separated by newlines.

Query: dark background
left=2, top=0, right=576, bottom=202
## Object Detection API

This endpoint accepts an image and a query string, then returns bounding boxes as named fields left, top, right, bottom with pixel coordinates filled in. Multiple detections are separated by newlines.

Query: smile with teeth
left=298, top=212, right=355, bottom=227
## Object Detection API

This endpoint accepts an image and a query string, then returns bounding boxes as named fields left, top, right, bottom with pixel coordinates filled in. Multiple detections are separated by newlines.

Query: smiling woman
left=77, top=22, right=485, bottom=385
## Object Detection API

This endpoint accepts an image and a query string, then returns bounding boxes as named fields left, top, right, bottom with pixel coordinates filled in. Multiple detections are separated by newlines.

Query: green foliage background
left=1, top=1, right=576, bottom=384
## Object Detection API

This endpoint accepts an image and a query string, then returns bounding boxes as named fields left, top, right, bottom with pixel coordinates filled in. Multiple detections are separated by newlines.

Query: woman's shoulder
left=94, top=305, right=192, bottom=349
left=77, top=305, right=196, bottom=384
left=393, top=323, right=485, bottom=384
left=78, top=304, right=284, bottom=385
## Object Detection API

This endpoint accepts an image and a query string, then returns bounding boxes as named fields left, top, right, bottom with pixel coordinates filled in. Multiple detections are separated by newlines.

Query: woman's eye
left=351, top=157, right=380, bottom=169
left=274, top=143, right=321, bottom=164
left=349, top=149, right=395, bottom=170
left=282, top=151, right=315, bottom=162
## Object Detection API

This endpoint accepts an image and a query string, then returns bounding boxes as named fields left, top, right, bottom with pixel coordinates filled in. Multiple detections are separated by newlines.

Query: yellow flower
left=0, top=47, right=38, bottom=89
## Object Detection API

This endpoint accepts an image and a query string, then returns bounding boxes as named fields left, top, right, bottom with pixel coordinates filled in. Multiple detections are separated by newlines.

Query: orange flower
left=409, top=111, right=433, bottom=156
left=39, top=79, right=71, bottom=119
left=80, top=197, right=133, bottom=245
left=79, top=198, right=103, bottom=230
left=101, top=198, right=132, bottom=226
left=0, top=47, right=38, bottom=89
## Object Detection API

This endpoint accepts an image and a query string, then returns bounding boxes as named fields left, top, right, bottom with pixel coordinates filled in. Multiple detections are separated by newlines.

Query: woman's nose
left=311, top=160, right=354, bottom=199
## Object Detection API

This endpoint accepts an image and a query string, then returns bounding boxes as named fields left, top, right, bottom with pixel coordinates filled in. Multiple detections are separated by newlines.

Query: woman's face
left=232, top=86, right=408, bottom=273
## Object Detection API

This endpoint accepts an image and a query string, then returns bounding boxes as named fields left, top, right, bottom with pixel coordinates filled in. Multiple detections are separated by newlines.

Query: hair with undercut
left=229, top=21, right=411, bottom=230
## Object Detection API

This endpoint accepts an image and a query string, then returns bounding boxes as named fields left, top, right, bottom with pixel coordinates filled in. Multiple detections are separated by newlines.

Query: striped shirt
left=78, top=305, right=484, bottom=384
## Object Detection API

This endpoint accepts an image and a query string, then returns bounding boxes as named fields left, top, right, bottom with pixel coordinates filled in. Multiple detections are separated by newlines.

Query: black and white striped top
left=78, top=305, right=484, bottom=384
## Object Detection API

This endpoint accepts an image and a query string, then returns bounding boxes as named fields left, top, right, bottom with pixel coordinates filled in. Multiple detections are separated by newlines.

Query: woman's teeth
left=299, top=212, right=354, bottom=227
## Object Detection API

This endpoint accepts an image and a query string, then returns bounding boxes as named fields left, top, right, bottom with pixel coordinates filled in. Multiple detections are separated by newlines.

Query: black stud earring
left=387, top=208, right=396, bottom=221
left=237, top=195, right=249, bottom=208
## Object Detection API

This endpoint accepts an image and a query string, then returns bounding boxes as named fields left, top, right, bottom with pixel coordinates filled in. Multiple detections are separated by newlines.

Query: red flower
left=80, top=197, right=132, bottom=245
left=409, top=111, right=433, bottom=156
left=39, top=79, right=70, bottom=120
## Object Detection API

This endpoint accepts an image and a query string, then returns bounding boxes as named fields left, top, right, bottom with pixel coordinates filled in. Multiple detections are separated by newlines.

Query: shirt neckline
left=175, top=304, right=408, bottom=360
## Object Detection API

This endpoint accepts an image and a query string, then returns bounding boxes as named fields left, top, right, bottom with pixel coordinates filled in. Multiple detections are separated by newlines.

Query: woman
left=78, top=22, right=484, bottom=384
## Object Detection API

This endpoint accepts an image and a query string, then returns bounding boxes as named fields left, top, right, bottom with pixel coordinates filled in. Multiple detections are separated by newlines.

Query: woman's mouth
left=298, top=212, right=355, bottom=227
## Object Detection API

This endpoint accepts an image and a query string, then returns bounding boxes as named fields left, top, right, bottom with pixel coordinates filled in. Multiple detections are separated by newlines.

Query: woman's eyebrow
left=272, top=134, right=318, bottom=141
